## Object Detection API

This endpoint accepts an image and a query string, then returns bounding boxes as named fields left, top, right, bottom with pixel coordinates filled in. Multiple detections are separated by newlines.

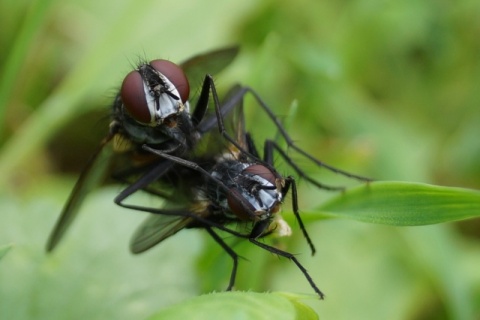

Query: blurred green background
left=1, top=0, right=479, bottom=319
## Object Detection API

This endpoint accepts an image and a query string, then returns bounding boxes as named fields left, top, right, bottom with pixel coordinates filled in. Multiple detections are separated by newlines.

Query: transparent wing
left=225, top=84, right=248, bottom=151
left=180, top=46, right=239, bottom=91
left=46, top=136, right=114, bottom=251
left=130, top=213, right=194, bottom=254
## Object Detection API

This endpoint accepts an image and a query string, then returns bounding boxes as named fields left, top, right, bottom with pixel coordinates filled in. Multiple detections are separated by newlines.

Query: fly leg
left=216, top=84, right=372, bottom=182
left=264, top=139, right=345, bottom=191
left=205, top=227, right=239, bottom=291
left=113, top=159, right=175, bottom=211
left=249, top=238, right=325, bottom=300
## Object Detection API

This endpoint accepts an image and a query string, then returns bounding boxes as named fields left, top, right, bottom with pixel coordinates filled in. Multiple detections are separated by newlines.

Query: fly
left=46, top=47, right=240, bottom=251
left=134, top=130, right=323, bottom=297
left=125, top=88, right=369, bottom=299
left=47, top=49, right=371, bottom=298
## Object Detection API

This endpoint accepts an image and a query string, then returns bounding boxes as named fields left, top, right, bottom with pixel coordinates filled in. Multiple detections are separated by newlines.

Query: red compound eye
left=121, top=70, right=151, bottom=124
left=120, top=59, right=190, bottom=125
left=227, top=188, right=255, bottom=221
left=244, top=164, right=277, bottom=185
left=149, top=59, right=190, bottom=104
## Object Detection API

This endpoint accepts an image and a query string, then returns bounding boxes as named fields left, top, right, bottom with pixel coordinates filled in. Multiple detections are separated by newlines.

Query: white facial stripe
left=257, top=188, right=279, bottom=210
left=142, top=74, right=183, bottom=125
left=242, top=172, right=282, bottom=214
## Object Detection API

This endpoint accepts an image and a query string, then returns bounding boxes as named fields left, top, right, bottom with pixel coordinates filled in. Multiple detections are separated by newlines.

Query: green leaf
left=312, top=181, right=480, bottom=226
left=0, top=244, right=12, bottom=260
left=0, top=0, right=56, bottom=134
left=146, top=291, right=318, bottom=320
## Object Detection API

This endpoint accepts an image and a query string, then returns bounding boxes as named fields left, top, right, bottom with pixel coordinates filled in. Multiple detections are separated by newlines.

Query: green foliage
left=316, top=181, right=480, bottom=225
left=0, top=244, right=12, bottom=260
left=147, top=292, right=319, bottom=320
left=1, top=0, right=479, bottom=319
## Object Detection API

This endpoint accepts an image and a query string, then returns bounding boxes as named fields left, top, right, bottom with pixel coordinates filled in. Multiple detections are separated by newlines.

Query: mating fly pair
left=46, top=47, right=370, bottom=299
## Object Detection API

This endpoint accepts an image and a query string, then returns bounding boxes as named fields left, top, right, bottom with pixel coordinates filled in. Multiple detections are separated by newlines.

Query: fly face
left=208, top=159, right=283, bottom=223
left=116, top=59, right=192, bottom=150
left=122, top=59, right=190, bottom=126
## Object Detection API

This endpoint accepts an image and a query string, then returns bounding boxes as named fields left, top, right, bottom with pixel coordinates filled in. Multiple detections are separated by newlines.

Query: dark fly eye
left=227, top=188, right=255, bottom=221
left=149, top=59, right=190, bottom=104
left=120, top=60, right=190, bottom=125
left=243, top=164, right=277, bottom=185
left=121, top=70, right=151, bottom=124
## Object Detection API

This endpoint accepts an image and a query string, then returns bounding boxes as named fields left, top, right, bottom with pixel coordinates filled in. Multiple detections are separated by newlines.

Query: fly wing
left=130, top=213, right=195, bottom=254
left=228, top=84, right=248, bottom=151
left=181, top=46, right=239, bottom=124
left=180, top=46, right=239, bottom=91
left=46, top=136, right=114, bottom=252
